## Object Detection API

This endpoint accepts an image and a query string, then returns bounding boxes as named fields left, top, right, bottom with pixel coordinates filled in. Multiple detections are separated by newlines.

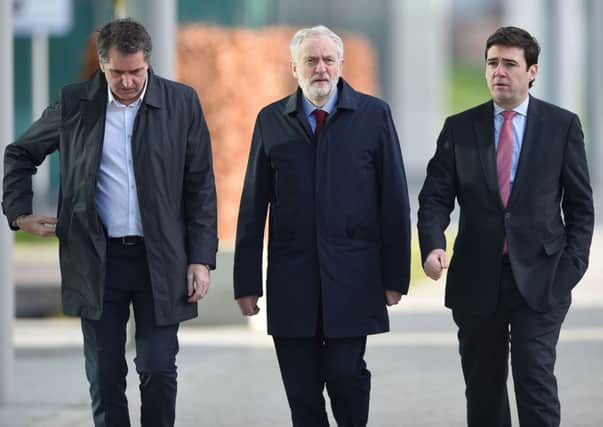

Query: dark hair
left=96, top=18, right=152, bottom=64
left=485, top=26, right=540, bottom=87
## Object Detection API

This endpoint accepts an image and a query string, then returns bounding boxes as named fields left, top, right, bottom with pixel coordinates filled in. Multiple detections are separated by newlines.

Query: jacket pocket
left=543, top=232, right=566, bottom=256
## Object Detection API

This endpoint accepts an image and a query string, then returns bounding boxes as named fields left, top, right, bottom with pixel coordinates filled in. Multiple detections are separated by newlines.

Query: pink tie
left=313, top=109, right=327, bottom=137
left=497, top=110, right=516, bottom=253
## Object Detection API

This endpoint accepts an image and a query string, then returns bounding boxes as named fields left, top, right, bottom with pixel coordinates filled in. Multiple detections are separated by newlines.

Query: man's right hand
left=15, top=214, right=57, bottom=237
left=236, top=295, right=260, bottom=316
left=423, top=248, right=449, bottom=280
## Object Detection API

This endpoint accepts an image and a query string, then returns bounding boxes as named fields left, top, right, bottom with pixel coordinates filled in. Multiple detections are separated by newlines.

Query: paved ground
left=2, top=230, right=603, bottom=426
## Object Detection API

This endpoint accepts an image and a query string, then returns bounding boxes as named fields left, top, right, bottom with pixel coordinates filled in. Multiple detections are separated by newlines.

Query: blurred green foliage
left=449, top=62, right=490, bottom=115
left=15, top=230, right=58, bottom=245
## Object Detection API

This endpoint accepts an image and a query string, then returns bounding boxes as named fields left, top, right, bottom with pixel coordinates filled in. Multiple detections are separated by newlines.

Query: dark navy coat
left=234, top=79, right=411, bottom=338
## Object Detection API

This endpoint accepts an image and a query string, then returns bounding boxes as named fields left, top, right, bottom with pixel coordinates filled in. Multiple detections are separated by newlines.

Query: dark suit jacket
left=418, top=96, right=594, bottom=314
left=234, top=79, right=411, bottom=338
left=3, top=69, right=218, bottom=325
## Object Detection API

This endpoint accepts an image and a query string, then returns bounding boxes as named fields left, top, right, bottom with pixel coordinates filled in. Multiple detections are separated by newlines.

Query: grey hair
left=289, top=25, right=344, bottom=63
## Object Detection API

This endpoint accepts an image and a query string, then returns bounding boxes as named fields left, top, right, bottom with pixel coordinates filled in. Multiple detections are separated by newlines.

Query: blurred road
left=2, top=230, right=602, bottom=426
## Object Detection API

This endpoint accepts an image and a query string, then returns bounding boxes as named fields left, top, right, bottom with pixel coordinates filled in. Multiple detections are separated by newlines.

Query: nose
left=121, top=74, right=133, bottom=88
left=315, top=59, right=327, bottom=73
left=494, top=63, right=507, bottom=76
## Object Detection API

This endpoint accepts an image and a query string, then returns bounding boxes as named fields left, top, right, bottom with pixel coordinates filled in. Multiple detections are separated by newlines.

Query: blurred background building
left=9, top=0, right=603, bottom=221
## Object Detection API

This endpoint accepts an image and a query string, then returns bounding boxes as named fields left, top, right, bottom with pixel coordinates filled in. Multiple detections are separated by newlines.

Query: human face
left=99, top=47, right=148, bottom=105
left=485, top=45, right=538, bottom=109
left=291, top=35, right=343, bottom=107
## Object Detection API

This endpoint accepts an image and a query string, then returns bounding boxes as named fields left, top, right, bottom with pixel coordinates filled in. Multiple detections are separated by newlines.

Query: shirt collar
left=107, top=74, right=148, bottom=107
left=493, top=96, right=529, bottom=117
left=301, top=86, right=339, bottom=118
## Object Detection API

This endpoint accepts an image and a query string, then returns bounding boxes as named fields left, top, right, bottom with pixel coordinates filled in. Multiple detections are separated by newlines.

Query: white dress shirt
left=95, top=81, right=147, bottom=237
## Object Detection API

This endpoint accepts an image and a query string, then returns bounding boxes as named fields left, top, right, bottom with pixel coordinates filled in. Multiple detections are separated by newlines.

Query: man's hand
left=237, top=295, right=260, bottom=316
left=385, top=290, right=403, bottom=306
left=15, top=214, right=57, bottom=237
left=423, top=248, right=449, bottom=280
left=187, top=264, right=210, bottom=303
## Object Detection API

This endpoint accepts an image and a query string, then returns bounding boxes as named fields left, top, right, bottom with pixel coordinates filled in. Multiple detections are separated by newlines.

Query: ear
left=290, top=60, right=298, bottom=79
left=528, top=63, right=538, bottom=82
left=98, top=57, right=105, bottom=73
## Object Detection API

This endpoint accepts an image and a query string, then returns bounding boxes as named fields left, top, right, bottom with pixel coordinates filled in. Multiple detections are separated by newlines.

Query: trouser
left=81, top=239, right=179, bottom=427
left=273, top=333, right=371, bottom=427
left=453, top=257, right=570, bottom=427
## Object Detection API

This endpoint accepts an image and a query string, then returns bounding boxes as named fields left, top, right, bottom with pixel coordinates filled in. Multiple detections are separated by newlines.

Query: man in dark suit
left=2, top=19, right=217, bottom=427
left=234, top=25, right=411, bottom=427
left=418, top=26, right=594, bottom=427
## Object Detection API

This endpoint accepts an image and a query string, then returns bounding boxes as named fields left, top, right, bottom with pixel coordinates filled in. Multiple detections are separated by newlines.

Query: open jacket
left=418, top=96, right=594, bottom=314
left=3, top=69, right=218, bottom=325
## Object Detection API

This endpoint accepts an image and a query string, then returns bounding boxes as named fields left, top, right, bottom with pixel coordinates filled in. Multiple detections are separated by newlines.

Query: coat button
left=504, top=212, right=511, bottom=219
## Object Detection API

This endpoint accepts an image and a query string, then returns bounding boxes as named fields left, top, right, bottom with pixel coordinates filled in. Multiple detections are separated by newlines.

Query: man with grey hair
left=234, top=25, right=411, bottom=426
left=3, top=18, right=217, bottom=426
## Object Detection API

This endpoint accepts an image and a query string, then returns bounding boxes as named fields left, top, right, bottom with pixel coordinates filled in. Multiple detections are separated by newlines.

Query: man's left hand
left=385, top=290, right=403, bottom=306
left=187, top=264, right=210, bottom=303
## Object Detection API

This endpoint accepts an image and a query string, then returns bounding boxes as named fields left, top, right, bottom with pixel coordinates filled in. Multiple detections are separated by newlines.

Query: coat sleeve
left=378, top=105, right=411, bottom=293
left=233, top=116, right=271, bottom=299
left=560, top=114, right=594, bottom=274
left=183, top=90, right=218, bottom=268
left=417, top=118, right=457, bottom=263
left=2, top=96, right=62, bottom=229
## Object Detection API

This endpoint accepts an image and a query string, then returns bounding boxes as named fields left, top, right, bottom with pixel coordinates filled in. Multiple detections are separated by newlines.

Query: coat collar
left=81, top=67, right=162, bottom=109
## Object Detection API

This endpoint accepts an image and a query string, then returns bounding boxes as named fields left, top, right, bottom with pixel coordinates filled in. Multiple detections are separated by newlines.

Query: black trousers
left=81, top=240, right=179, bottom=427
left=452, top=259, right=570, bottom=427
left=273, top=333, right=371, bottom=427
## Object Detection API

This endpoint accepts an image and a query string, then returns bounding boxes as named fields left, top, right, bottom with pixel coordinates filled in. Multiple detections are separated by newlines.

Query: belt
left=109, top=235, right=144, bottom=246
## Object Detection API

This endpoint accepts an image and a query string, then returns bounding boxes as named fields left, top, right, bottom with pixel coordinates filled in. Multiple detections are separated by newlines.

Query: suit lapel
left=78, top=71, right=108, bottom=227
left=79, top=71, right=108, bottom=177
left=284, top=89, right=314, bottom=143
left=508, top=96, right=544, bottom=207
left=81, top=75, right=107, bottom=137
left=474, top=101, right=502, bottom=206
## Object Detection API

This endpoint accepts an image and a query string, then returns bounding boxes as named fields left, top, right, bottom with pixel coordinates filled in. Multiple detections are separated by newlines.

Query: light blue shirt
left=301, top=87, right=339, bottom=133
left=95, top=80, right=147, bottom=237
left=494, top=96, right=529, bottom=188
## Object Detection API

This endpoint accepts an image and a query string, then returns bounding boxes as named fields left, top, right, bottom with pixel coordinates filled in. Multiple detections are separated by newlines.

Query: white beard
left=300, top=79, right=336, bottom=104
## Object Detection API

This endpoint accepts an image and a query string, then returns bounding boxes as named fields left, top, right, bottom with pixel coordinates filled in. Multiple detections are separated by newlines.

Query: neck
left=308, top=97, right=327, bottom=108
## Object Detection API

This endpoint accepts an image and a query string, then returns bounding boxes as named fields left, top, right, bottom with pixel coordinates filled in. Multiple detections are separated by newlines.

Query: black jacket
left=3, top=69, right=218, bottom=325
left=418, top=96, right=594, bottom=314
left=234, top=79, right=411, bottom=337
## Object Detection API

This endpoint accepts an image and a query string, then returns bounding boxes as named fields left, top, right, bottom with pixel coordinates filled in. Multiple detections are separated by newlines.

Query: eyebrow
left=304, top=54, right=336, bottom=60
left=486, top=57, right=519, bottom=64
left=110, top=67, right=146, bottom=74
